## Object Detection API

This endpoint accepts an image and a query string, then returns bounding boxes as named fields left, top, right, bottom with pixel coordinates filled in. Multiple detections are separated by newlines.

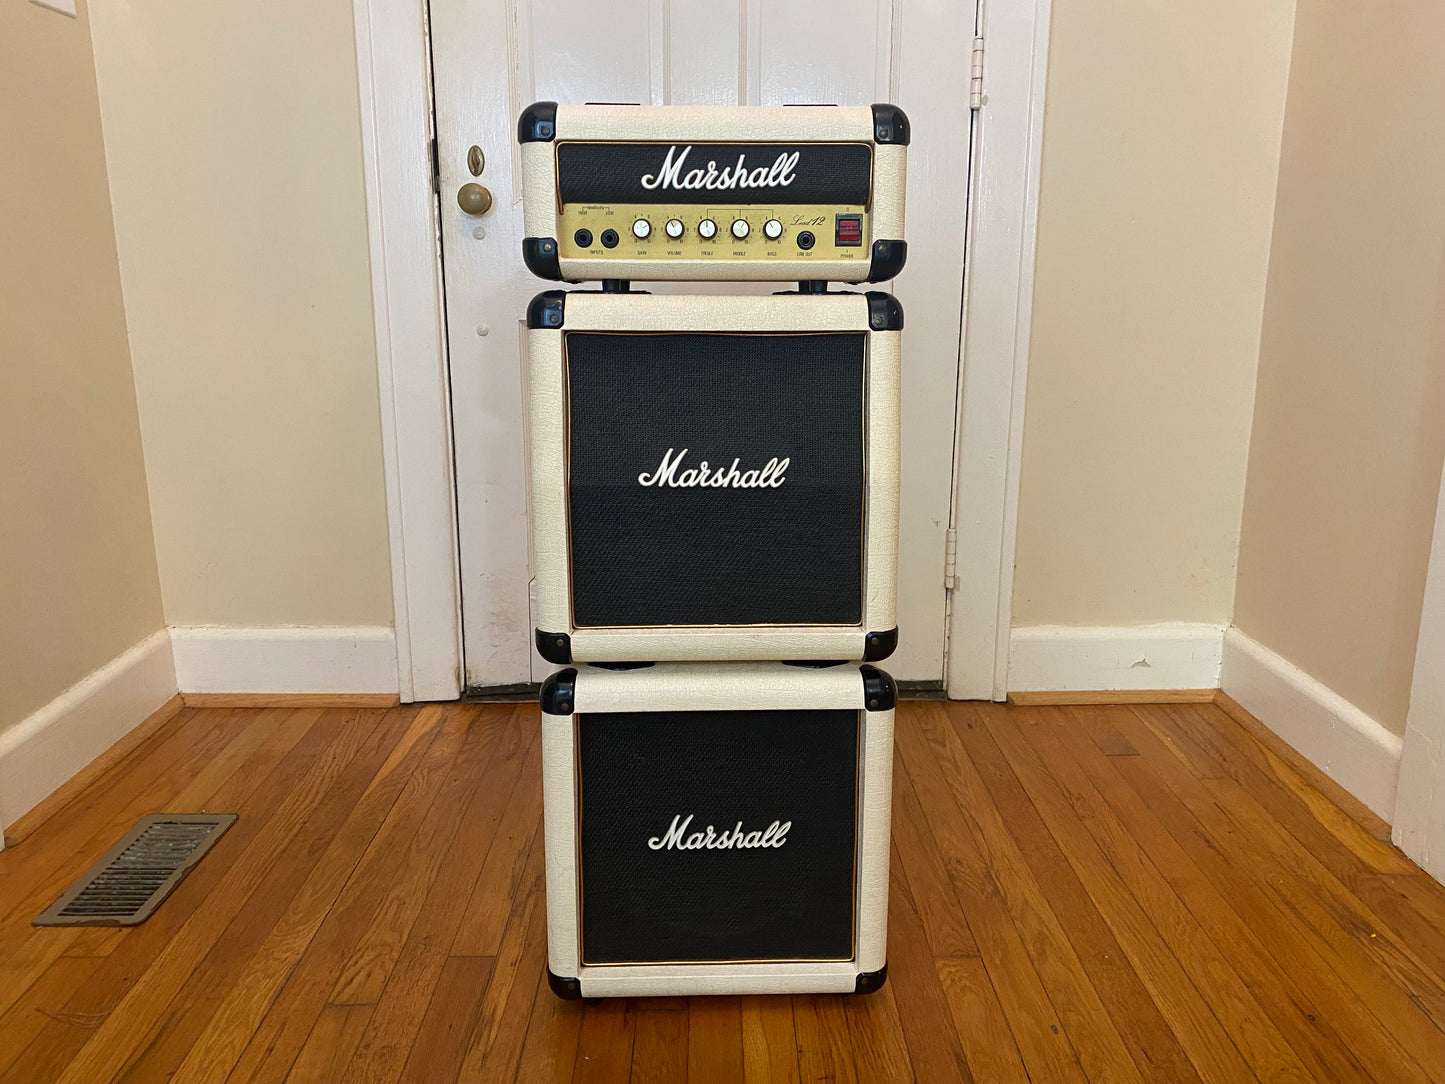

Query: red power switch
left=835, top=214, right=864, bottom=247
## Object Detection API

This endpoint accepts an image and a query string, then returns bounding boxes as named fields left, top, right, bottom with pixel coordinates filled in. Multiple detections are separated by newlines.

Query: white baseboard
left=170, top=626, right=399, bottom=696
left=1007, top=623, right=1226, bottom=693
left=0, top=630, right=178, bottom=831
left=1221, top=628, right=1402, bottom=822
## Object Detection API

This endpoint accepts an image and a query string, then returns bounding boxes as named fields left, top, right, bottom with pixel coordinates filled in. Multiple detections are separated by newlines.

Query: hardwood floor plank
left=49, top=705, right=390, bottom=1084
left=513, top=959, right=585, bottom=1084
left=3, top=700, right=1443, bottom=1083
left=909, top=703, right=1145, bottom=1084
left=973, top=702, right=1309, bottom=1084
left=881, top=848, right=974, bottom=1084
left=457, top=786, right=553, bottom=1083
left=1124, top=705, right=1445, bottom=1065
left=893, top=714, right=1085, bottom=1084
left=284, top=1003, right=373, bottom=1084
left=223, top=705, right=481, bottom=1084
left=574, top=999, right=639, bottom=1084
left=890, top=744, right=980, bottom=958
left=1213, top=692, right=1393, bottom=842
left=935, top=957, right=1030, bottom=1084
left=1047, top=707, right=1384, bottom=1084
left=793, top=994, right=858, bottom=1084
left=3, top=705, right=339, bottom=1083
left=340, top=707, right=536, bottom=1084
left=450, top=736, right=546, bottom=957
left=0, top=953, right=108, bottom=1081
left=396, top=955, right=496, bottom=1084
left=114, top=707, right=413, bottom=1084
left=1092, top=705, right=1436, bottom=1084
left=0, top=704, right=255, bottom=935
left=327, top=709, right=505, bottom=1006
left=628, top=997, right=689, bottom=1084
left=1170, top=703, right=1445, bottom=981
left=950, top=704, right=1216, bottom=1084
left=841, top=977, right=914, bottom=1084
left=61, top=928, right=126, bottom=958
left=686, top=996, right=745, bottom=1084
left=147, top=707, right=438, bottom=1084
left=740, top=995, right=799, bottom=1084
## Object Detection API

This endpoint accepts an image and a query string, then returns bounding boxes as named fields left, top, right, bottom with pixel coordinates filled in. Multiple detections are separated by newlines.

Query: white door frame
left=1394, top=456, right=1445, bottom=880
left=351, top=0, right=1053, bottom=703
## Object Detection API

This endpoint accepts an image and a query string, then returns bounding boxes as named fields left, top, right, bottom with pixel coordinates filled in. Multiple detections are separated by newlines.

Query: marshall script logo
left=648, top=814, right=791, bottom=851
left=640, top=145, right=800, bottom=192
left=637, top=447, right=788, bottom=489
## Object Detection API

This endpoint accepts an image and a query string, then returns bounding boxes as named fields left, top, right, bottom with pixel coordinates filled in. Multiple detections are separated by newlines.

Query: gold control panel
left=557, top=203, right=872, bottom=264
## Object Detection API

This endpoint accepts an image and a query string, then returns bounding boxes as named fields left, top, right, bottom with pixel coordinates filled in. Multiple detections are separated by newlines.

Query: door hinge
left=429, top=137, right=440, bottom=193
left=944, top=527, right=958, bottom=590
left=969, top=36, right=985, bottom=110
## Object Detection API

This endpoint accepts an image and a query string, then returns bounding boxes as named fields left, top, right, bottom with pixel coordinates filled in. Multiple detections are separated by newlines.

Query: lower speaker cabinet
left=539, top=662, right=895, bottom=998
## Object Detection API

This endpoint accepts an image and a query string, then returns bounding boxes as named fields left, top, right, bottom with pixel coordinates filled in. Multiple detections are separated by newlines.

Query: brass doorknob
left=457, top=183, right=493, bottom=216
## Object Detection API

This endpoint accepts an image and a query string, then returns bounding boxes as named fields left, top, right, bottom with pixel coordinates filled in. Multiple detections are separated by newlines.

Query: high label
left=647, top=814, right=791, bottom=851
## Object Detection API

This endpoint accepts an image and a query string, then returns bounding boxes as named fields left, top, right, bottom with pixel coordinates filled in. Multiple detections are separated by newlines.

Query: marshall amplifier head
left=539, top=661, right=895, bottom=998
left=518, top=102, right=908, bottom=283
left=528, top=290, right=901, bottom=665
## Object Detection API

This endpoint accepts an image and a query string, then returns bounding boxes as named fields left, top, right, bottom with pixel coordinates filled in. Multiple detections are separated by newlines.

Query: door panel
left=432, top=0, right=976, bottom=688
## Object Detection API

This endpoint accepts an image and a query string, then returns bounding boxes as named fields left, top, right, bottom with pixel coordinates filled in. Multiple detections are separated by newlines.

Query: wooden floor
left=1, top=700, right=1444, bottom=1083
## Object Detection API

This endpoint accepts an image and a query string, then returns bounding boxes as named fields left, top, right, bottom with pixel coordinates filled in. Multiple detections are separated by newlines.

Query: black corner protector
left=539, top=667, right=578, bottom=715
left=863, top=627, right=899, bottom=661
left=871, top=103, right=911, bottom=145
left=867, top=240, right=908, bottom=283
left=518, top=101, right=559, bottom=143
left=783, top=659, right=848, bottom=669
left=854, top=964, right=889, bottom=994
left=526, top=290, right=567, bottom=330
left=536, top=628, right=573, bottom=664
left=859, top=665, right=898, bottom=712
left=547, top=968, right=583, bottom=1000
left=586, top=661, right=655, bottom=671
left=865, top=289, right=905, bottom=329
left=523, top=239, right=564, bottom=282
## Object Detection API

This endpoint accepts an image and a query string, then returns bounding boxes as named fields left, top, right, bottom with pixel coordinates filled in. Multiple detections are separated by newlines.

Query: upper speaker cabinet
left=518, top=103, right=909, bottom=284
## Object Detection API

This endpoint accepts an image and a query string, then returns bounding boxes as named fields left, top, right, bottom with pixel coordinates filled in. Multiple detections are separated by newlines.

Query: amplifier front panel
left=519, top=104, right=908, bottom=283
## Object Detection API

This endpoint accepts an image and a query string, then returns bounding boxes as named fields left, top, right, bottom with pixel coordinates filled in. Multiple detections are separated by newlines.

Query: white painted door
left=432, top=0, right=977, bottom=689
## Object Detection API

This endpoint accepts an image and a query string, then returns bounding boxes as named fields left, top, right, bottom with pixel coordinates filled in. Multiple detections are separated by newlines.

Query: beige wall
left=1011, top=0, right=1296, bottom=626
left=0, top=0, right=165, bottom=732
left=87, top=0, right=394, bottom=628
left=1234, top=0, right=1445, bottom=735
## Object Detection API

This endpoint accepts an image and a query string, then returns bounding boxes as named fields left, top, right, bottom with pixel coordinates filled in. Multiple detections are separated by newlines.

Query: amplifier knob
left=632, top=219, right=651, bottom=240
left=697, top=218, right=718, bottom=240
left=665, top=218, right=685, bottom=239
left=731, top=218, right=750, bottom=240
left=763, top=218, right=783, bottom=240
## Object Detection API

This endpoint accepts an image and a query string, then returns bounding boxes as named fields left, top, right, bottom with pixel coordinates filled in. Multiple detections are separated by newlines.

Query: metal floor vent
left=33, top=814, right=237, bottom=927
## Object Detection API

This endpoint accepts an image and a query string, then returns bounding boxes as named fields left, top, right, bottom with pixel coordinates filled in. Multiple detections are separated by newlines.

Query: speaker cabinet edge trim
left=528, top=293, right=900, bottom=661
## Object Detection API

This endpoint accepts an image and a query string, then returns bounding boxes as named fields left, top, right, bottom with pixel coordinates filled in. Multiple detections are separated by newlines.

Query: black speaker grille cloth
left=556, top=142, right=872, bottom=206
left=579, top=709, right=858, bottom=964
left=567, top=332, right=865, bottom=628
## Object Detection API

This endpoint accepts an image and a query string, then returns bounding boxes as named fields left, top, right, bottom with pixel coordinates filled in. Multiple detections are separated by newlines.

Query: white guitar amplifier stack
left=518, top=102, right=908, bottom=1000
